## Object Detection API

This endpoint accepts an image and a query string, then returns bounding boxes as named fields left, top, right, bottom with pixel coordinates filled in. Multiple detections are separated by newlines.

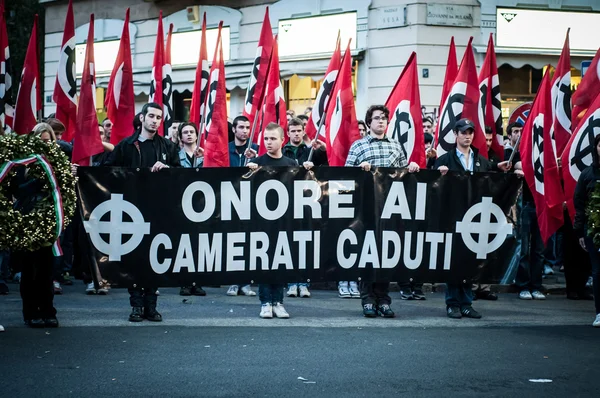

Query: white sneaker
left=338, top=285, right=351, bottom=298
left=260, top=303, right=273, bottom=318
left=299, top=285, right=311, bottom=298
left=593, top=314, right=600, bottom=328
left=241, top=285, right=256, bottom=296
left=587, top=277, right=593, bottom=288
left=227, top=285, right=239, bottom=296
left=349, top=282, right=360, bottom=298
left=519, top=290, right=532, bottom=300
left=531, top=290, right=546, bottom=300
left=272, top=302, right=290, bottom=318
left=286, top=285, right=298, bottom=297
left=85, top=282, right=97, bottom=295
left=0, top=324, right=4, bottom=332
left=543, top=265, right=554, bottom=275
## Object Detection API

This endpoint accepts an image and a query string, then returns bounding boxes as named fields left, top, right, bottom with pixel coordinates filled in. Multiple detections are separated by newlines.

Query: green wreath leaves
left=0, top=133, right=76, bottom=252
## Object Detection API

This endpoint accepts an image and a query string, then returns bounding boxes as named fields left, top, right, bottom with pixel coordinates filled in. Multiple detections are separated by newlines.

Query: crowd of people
left=1, top=102, right=599, bottom=332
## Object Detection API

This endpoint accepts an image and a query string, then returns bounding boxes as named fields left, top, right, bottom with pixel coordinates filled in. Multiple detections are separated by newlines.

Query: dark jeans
left=17, top=247, right=57, bottom=320
left=359, top=282, right=391, bottom=306
left=583, top=237, right=600, bottom=314
left=128, top=287, right=158, bottom=308
left=516, top=203, right=544, bottom=291
left=562, top=213, right=591, bottom=295
left=544, top=231, right=564, bottom=268
left=0, top=250, right=10, bottom=281
left=259, top=284, right=284, bottom=304
left=445, top=283, right=473, bottom=307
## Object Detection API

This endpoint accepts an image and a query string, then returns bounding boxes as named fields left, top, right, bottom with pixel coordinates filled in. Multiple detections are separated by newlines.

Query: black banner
left=76, top=167, right=521, bottom=287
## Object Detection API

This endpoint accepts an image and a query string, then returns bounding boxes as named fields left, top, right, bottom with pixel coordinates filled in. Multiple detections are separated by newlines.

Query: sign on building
left=377, top=6, right=405, bottom=29
left=426, top=4, right=473, bottom=27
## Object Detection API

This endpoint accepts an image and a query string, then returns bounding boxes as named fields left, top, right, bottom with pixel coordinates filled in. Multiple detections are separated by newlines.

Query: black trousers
left=17, top=247, right=56, bottom=320
left=359, top=282, right=391, bottom=306
left=562, top=212, right=591, bottom=295
left=128, top=287, right=158, bottom=308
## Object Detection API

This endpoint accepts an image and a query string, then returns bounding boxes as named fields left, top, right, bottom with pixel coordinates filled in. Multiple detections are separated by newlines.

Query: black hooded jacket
left=433, top=145, right=496, bottom=173
left=573, top=144, right=600, bottom=238
left=106, top=131, right=180, bottom=168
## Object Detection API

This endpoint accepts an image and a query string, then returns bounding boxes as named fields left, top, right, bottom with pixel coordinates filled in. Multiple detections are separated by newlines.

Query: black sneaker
left=191, top=286, right=206, bottom=296
left=0, top=282, right=8, bottom=295
left=363, top=304, right=377, bottom=318
left=44, top=317, right=59, bottom=328
left=25, top=318, right=45, bottom=328
left=412, top=290, right=426, bottom=300
left=144, top=307, right=163, bottom=322
left=447, top=306, right=462, bottom=319
left=400, top=291, right=414, bottom=300
left=180, top=287, right=192, bottom=296
left=377, top=304, right=395, bottom=318
left=128, top=307, right=144, bottom=322
left=461, top=306, right=482, bottom=319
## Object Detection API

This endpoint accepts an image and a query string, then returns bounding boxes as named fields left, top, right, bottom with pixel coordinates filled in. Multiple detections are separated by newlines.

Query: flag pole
left=243, top=108, right=261, bottom=166
left=306, top=109, right=328, bottom=162
left=507, top=134, right=522, bottom=165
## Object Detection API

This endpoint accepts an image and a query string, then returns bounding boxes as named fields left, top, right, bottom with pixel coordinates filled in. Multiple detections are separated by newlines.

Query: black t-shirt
left=235, top=145, right=246, bottom=155
left=138, top=139, right=157, bottom=167
left=504, top=148, right=534, bottom=204
left=253, top=154, right=298, bottom=167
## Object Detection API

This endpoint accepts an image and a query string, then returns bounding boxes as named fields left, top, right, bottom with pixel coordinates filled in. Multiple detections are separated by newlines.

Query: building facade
left=40, top=0, right=600, bottom=126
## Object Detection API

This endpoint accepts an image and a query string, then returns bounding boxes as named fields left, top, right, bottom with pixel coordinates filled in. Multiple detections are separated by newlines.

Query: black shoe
left=128, top=307, right=144, bottom=322
left=447, top=306, right=462, bottom=319
left=191, top=286, right=206, bottom=296
left=412, top=290, right=426, bottom=300
left=578, top=292, right=594, bottom=300
left=461, top=306, right=482, bottom=319
left=363, top=304, right=377, bottom=318
left=0, top=282, right=8, bottom=295
left=476, top=291, right=498, bottom=301
left=377, top=304, right=395, bottom=318
left=44, top=317, right=59, bottom=328
left=400, top=291, right=414, bottom=300
left=144, top=307, right=162, bottom=322
left=180, top=287, right=192, bottom=296
left=25, top=319, right=45, bottom=328
left=567, top=292, right=580, bottom=300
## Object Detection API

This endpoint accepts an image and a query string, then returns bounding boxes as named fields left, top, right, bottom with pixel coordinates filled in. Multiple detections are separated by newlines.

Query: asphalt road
left=1, top=285, right=598, bottom=397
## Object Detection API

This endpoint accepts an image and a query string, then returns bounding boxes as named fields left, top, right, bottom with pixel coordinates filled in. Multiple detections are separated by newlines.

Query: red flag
left=72, top=14, right=103, bottom=166
left=149, top=11, right=165, bottom=136
left=550, top=29, right=572, bottom=157
left=385, top=52, right=425, bottom=168
left=521, top=68, right=564, bottom=244
left=257, top=36, right=287, bottom=156
left=434, top=37, right=458, bottom=145
left=324, top=41, right=359, bottom=167
left=0, top=0, right=14, bottom=131
left=189, top=12, right=209, bottom=136
left=435, top=38, right=486, bottom=158
left=106, top=8, right=134, bottom=145
left=13, top=15, right=40, bottom=135
left=52, top=0, right=77, bottom=142
left=561, top=91, right=600, bottom=220
left=162, top=23, right=174, bottom=134
left=572, top=47, right=600, bottom=128
left=306, top=35, right=342, bottom=141
left=203, top=23, right=229, bottom=167
left=478, top=33, right=504, bottom=160
left=243, top=7, right=273, bottom=126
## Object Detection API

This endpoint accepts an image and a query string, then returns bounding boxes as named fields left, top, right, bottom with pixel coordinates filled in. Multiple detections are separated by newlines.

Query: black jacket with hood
left=106, top=130, right=180, bottom=168
left=433, top=145, right=496, bottom=173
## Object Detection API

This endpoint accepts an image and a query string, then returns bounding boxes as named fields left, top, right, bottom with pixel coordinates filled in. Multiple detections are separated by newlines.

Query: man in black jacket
left=435, top=118, right=510, bottom=319
left=107, top=102, right=180, bottom=322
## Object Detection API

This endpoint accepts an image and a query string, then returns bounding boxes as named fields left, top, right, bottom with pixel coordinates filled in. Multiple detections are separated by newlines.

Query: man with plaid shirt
left=345, top=104, right=420, bottom=318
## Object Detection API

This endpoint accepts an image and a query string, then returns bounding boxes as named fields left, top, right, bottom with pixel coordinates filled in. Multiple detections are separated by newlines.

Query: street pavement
left=1, top=284, right=598, bottom=397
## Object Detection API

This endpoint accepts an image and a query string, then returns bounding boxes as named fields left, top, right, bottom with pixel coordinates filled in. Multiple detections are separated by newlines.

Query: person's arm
left=344, top=142, right=361, bottom=167
left=167, top=142, right=181, bottom=168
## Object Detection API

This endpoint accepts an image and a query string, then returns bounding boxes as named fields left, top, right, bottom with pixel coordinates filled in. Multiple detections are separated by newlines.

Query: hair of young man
left=45, top=118, right=66, bottom=135
left=507, top=122, right=523, bottom=136
left=485, top=126, right=493, bottom=135
left=102, top=118, right=111, bottom=125
left=142, top=102, right=162, bottom=117
left=365, top=105, right=390, bottom=127
left=265, top=122, right=285, bottom=139
left=288, top=117, right=304, bottom=130
left=423, top=116, right=434, bottom=125
left=133, top=112, right=143, bottom=130
left=297, top=114, right=308, bottom=122
left=232, top=115, right=250, bottom=130
left=178, top=122, right=199, bottom=140
left=358, top=120, right=367, bottom=130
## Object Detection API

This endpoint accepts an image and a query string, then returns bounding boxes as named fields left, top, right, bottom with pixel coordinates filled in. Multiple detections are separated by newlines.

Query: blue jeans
left=259, top=284, right=285, bottom=305
left=445, top=283, right=473, bottom=307
left=516, top=202, right=544, bottom=291
left=584, top=237, right=600, bottom=314
left=287, top=283, right=309, bottom=288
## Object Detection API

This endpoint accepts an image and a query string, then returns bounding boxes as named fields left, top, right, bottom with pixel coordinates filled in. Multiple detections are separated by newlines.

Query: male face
left=369, top=110, right=388, bottom=136
left=455, top=128, right=474, bottom=149
left=423, top=120, right=433, bottom=134
left=99, top=125, right=107, bottom=142
left=358, top=124, right=366, bottom=137
left=143, top=107, right=163, bottom=134
left=55, top=130, right=63, bottom=141
left=234, top=120, right=251, bottom=142
left=264, top=128, right=283, bottom=155
left=485, top=133, right=493, bottom=150
left=169, top=122, right=180, bottom=139
left=288, top=124, right=304, bottom=146
left=102, top=119, right=112, bottom=138
left=510, top=126, right=522, bottom=146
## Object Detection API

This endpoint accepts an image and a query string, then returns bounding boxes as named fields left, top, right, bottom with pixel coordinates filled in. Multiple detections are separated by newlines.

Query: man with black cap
left=435, top=118, right=511, bottom=319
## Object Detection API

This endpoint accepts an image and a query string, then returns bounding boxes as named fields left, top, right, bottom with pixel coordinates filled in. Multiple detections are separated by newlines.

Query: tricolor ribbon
left=0, top=155, right=65, bottom=256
